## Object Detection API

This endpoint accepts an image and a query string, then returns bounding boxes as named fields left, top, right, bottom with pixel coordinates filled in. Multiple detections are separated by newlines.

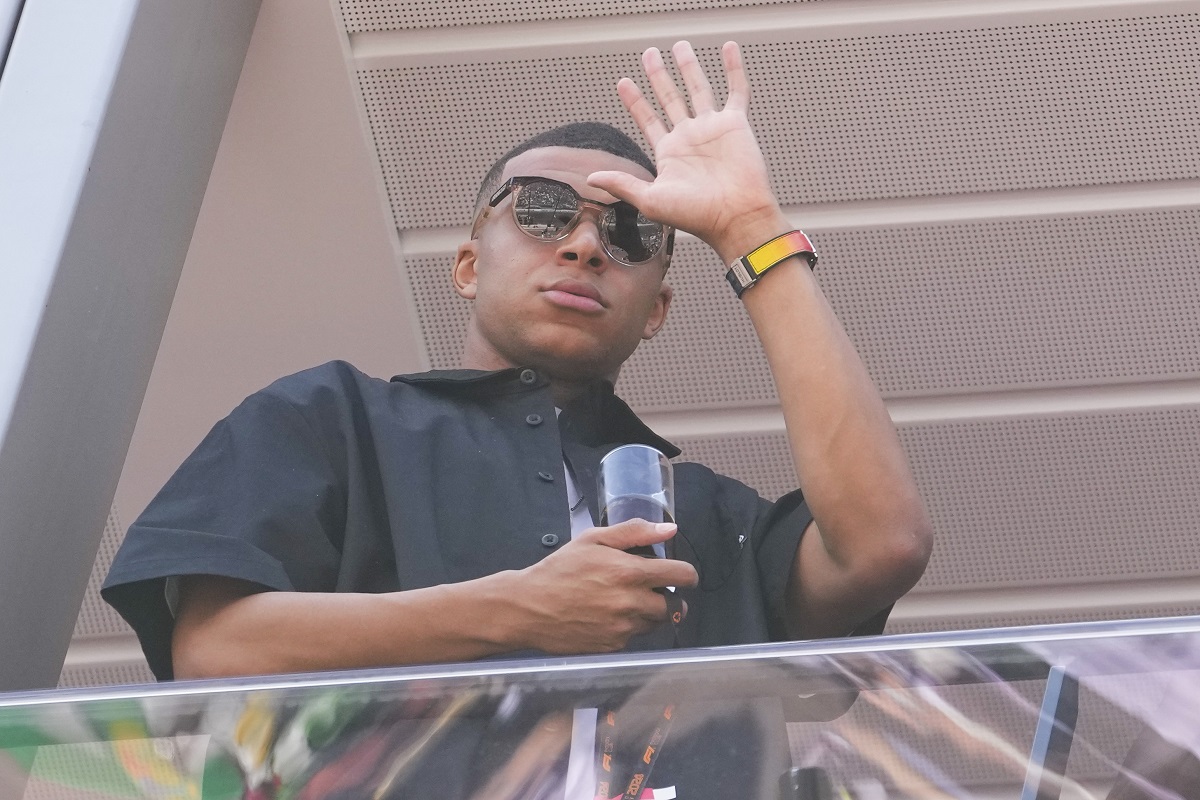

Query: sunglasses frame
left=471, top=176, right=673, bottom=266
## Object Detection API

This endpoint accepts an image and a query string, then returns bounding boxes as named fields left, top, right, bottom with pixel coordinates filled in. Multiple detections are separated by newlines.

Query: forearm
left=172, top=572, right=528, bottom=679
left=713, top=216, right=931, bottom=604
left=749, top=259, right=928, bottom=557
left=172, top=521, right=694, bottom=679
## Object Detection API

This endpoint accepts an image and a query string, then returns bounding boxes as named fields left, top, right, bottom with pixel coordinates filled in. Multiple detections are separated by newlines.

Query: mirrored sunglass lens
left=605, top=204, right=663, bottom=263
left=514, top=182, right=580, bottom=239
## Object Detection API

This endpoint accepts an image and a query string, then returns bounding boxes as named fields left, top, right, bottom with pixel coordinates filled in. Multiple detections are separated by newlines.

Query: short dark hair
left=475, top=122, right=656, bottom=212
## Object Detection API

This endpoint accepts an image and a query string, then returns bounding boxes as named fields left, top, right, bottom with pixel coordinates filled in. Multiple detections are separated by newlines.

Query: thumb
left=588, top=170, right=653, bottom=208
left=587, top=519, right=676, bottom=550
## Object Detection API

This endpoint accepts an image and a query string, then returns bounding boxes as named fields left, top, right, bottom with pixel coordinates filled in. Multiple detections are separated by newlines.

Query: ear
left=452, top=241, right=479, bottom=300
left=641, top=282, right=672, bottom=340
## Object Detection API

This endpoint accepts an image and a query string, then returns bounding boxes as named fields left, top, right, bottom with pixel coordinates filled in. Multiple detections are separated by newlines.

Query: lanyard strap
left=620, top=704, right=674, bottom=800
left=596, top=704, right=676, bottom=800
left=603, top=595, right=682, bottom=798
left=595, top=708, right=618, bottom=799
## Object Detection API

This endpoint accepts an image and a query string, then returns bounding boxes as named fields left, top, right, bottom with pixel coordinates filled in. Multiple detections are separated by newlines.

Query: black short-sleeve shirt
left=102, top=361, right=897, bottom=799
left=102, top=361, right=825, bottom=681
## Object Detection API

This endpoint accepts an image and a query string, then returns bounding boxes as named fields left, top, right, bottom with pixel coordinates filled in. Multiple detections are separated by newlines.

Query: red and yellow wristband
left=725, top=230, right=818, bottom=297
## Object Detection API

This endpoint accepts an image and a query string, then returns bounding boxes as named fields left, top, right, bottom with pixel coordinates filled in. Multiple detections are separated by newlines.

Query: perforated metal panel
left=747, top=17, right=1200, bottom=204
left=359, top=51, right=651, bottom=229
left=71, top=507, right=134, bottom=639
left=56, top=661, right=155, bottom=690
left=61, top=505, right=147, bottom=689
left=887, top=605, right=1200, bottom=635
left=359, top=15, right=1200, bottom=230
left=407, top=251, right=470, bottom=370
left=677, top=406, right=1200, bottom=591
left=407, top=208, right=1200, bottom=410
left=338, top=0, right=820, bottom=32
left=903, top=409, right=1200, bottom=590
left=1065, top=674, right=1174, bottom=789
left=617, top=238, right=775, bottom=408
left=818, top=210, right=1200, bottom=397
left=23, top=764, right=141, bottom=800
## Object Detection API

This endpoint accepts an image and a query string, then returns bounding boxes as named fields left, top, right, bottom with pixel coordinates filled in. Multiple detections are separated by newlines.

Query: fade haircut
left=474, top=122, right=656, bottom=212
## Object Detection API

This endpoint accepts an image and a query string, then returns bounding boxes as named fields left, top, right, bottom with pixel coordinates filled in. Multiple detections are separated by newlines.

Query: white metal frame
left=0, top=0, right=261, bottom=691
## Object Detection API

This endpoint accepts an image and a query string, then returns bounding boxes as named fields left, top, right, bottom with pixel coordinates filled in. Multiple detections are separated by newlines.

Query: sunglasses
left=472, top=176, right=672, bottom=266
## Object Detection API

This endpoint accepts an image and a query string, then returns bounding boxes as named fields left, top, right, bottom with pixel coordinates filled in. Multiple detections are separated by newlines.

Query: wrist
left=415, top=571, right=526, bottom=656
left=475, top=570, right=532, bottom=651
left=710, top=209, right=793, bottom=266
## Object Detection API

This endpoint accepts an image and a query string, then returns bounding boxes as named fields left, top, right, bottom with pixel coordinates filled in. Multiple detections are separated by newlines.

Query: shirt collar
left=390, top=367, right=525, bottom=387
left=557, top=380, right=679, bottom=457
left=390, top=367, right=679, bottom=457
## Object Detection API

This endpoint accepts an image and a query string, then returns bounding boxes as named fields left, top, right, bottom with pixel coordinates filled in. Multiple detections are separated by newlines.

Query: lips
left=542, top=278, right=606, bottom=312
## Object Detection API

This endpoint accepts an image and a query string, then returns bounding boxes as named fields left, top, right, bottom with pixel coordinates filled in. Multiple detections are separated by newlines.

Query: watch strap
left=725, top=230, right=817, bottom=297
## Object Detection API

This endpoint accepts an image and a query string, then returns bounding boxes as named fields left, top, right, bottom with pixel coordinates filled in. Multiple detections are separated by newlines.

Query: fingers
left=629, top=589, right=685, bottom=631
left=628, top=41, right=745, bottom=127
left=616, top=78, right=668, bottom=149
left=650, top=558, right=700, bottom=590
left=587, top=169, right=652, bottom=209
left=643, top=47, right=691, bottom=126
left=673, top=41, right=716, bottom=115
left=722, top=40, right=750, bottom=112
left=584, top=518, right=676, bottom=550
left=579, top=520, right=699, bottom=588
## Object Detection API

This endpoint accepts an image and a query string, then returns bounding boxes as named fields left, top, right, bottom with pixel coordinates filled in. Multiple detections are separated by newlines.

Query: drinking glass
left=598, top=444, right=674, bottom=558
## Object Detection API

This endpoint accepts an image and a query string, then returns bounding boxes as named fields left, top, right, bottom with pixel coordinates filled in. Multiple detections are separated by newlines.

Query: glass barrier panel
left=3, top=616, right=1199, bottom=800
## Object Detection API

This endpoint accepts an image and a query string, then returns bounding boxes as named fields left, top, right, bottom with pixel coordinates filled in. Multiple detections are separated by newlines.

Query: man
left=103, top=39, right=931, bottom=797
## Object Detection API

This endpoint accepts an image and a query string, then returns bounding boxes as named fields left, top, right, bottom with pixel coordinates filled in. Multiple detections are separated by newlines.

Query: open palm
left=589, top=41, right=782, bottom=254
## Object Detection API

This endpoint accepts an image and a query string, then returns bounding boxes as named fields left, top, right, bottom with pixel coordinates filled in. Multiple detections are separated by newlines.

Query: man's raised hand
left=588, top=40, right=789, bottom=262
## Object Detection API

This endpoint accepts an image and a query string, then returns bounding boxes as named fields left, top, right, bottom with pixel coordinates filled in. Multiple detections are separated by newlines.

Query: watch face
left=726, top=267, right=754, bottom=297
left=729, top=258, right=756, bottom=287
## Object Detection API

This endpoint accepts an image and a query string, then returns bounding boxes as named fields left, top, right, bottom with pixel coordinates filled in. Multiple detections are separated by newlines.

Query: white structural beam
left=0, top=0, right=261, bottom=691
left=0, top=0, right=20, bottom=73
left=636, top=377, right=1200, bottom=440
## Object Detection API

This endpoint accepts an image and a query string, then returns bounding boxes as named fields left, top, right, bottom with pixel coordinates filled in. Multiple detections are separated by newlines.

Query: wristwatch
left=725, top=230, right=818, bottom=297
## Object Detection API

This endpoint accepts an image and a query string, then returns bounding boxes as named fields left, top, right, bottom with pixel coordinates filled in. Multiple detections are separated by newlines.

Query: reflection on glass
left=3, top=617, right=1200, bottom=799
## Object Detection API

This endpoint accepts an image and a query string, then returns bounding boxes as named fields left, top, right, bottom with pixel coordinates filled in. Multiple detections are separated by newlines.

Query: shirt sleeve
left=641, top=461, right=895, bottom=650
left=748, top=487, right=813, bottom=641
left=752, top=488, right=892, bottom=640
left=101, top=388, right=346, bottom=680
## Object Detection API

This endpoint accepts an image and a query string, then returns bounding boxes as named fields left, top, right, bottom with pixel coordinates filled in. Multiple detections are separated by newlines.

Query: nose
left=556, top=210, right=607, bottom=269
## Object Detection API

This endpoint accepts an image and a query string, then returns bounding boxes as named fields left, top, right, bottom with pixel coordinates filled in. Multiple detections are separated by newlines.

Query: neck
left=549, top=376, right=595, bottom=408
left=458, top=335, right=616, bottom=407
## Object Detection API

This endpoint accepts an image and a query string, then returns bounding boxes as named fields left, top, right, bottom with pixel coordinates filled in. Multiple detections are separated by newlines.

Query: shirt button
left=519, top=369, right=537, bottom=384
left=541, top=533, right=560, bottom=547
left=526, top=413, right=543, bottom=426
left=537, top=470, right=554, bottom=482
